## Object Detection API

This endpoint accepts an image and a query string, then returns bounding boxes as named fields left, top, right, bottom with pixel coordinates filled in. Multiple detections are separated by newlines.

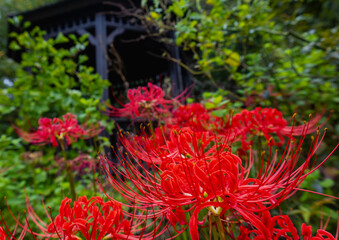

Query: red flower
left=14, top=113, right=103, bottom=147
left=104, top=126, right=337, bottom=240
left=171, top=103, right=211, bottom=131
left=302, top=225, right=337, bottom=240
left=120, top=126, right=231, bottom=168
left=237, top=211, right=337, bottom=240
left=19, top=196, right=154, bottom=239
left=227, top=107, right=322, bottom=149
left=165, top=103, right=232, bottom=135
left=4, top=194, right=166, bottom=240
left=46, top=196, right=130, bottom=239
left=106, top=83, right=185, bottom=120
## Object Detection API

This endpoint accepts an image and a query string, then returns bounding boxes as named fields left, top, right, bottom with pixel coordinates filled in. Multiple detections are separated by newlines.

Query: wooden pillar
left=169, top=31, right=184, bottom=97
left=94, top=13, right=109, bottom=101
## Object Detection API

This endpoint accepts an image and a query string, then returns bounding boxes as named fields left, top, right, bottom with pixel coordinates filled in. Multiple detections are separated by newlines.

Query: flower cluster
left=3, top=83, right=337, bottom=240
left=13, top=113, right=103, bottom=201
left=167, top=104, right=323, bottom=149
left=45, top=196, right=131, bottom=239
left=4, top=196, right=163, bottom=240
left=14, top=113, right=102, bottom=147
left=106, top=82, right=186, bottom=119
left=238, top=211, right=337, bottom=240
left=100, top=85, right=337, bottom=239
left=106, top=83, right=323, bottom=150
left=104, top=125, right=338, bottom=239
left=228, top=107, right=322, bottom=149
left=171, top=103, right=211, bottom=131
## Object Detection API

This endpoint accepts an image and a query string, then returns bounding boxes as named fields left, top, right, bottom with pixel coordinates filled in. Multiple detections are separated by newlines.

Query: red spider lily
left=166, top=103, right=232, bottom=134
left=301, top=223, right=338, bottom=240
left=226, top=107, right=323, bottom=150
left=14, top=113, right=103, bottom=147
left=171, top=103, right=211, bottom=131
left=5, top=196, right=159, bottom=240
left=239, top=211, right=299, bottom=239
left=106, top=82, right=185, bottom=120
left=165, top=106, right=321, bottom=151
left=119, top=126, right=232, bottom=168
left=237, top=210, right=337, bottom=240
left=44, top=196, right=131, bottom=239
left=164, top=207, right=188, bottom=232
left=103, top=125, right=338, bottom=240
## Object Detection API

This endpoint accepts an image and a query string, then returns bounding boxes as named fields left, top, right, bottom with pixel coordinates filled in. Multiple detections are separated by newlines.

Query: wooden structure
left=8, top=0, right=190, bottom=102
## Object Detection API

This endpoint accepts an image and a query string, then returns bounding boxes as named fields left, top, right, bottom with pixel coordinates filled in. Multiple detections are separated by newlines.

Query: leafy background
left=0, top=0, right=338, bottom=237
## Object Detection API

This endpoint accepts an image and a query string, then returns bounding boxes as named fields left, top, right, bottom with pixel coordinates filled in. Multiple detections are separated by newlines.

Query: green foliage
left=1, top=21, right=111, bottom=134
left=147, top=0, right=242, bottom=72
left=0, top=20, right=113, bottom=223
left=287, top=169, right=338, bottom=229
left=0, top=0, right=57, bottom=50
left=144, top=0, right=338, bottom=118
left=0, top=0, right=59, bottom=86
left=0, top=135, right=96, bottom=228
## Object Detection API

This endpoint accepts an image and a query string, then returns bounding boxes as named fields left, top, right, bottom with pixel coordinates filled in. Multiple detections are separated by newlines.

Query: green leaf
left=212, top=109, right=227, bottom=117
left=205, top=102, right=215, bottom=109
left=187, top=98, right=195, bottom=103
left=224, top=49, right=240, bottom=67
left=299, top=205, right=311, bottom=223
left=141, top=0, right=147, bottom=7
left=54, top=33, right=69, bottom=44
left=203, top=92, right=212, bottom=99
left=151, top=11, right=161, bottom=20
left=9, top=41, right=21, bottom=50
left=171, top=2, right=184, bottom=17
left=213, top=95, right=223, bottom=104
left=23, top=21, right=31, bottom=29
left=320, top=179, right=334, bottom=188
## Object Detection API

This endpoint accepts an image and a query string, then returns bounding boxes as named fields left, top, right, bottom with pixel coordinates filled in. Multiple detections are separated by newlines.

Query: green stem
left=258, top=135, right=262, bottom=156
left=91, top=137, right=99, bottom=196
left=215, top=215, right=226, bottom=240
left=256, top=134, right=263, bottom=171
left=210, top=215, right=219, bottom=240
left=147, top=115, right=155, bottom=135
left=60, top=141, right=76, bottom=200
left=182, top=229, right=188, bottom=240
left=92, top=168, right=97, bottom=196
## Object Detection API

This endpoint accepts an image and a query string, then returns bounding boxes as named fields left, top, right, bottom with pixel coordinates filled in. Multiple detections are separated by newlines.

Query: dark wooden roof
left=8, top=0, right=142, bottom=38
left=8, top=0, right=141, bottom=22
